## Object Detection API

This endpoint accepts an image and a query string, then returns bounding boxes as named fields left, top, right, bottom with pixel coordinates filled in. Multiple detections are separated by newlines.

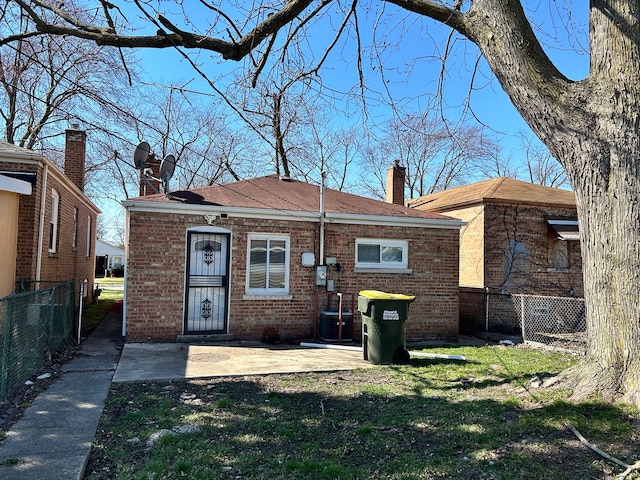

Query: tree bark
left=461, top=0, right=640, bottom=404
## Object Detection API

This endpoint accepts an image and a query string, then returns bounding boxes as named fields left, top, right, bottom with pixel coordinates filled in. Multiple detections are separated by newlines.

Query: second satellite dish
left=134, top=142, right=150, bottom=169
left=160, top=154, right=176, bottom=184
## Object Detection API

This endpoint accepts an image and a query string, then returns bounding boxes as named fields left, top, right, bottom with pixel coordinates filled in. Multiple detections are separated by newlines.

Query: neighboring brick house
left=0, top=128, right=100, bottom=305
left=408, top=178, right=581, bottom=331
left=121, top=173, right=462, bottom=343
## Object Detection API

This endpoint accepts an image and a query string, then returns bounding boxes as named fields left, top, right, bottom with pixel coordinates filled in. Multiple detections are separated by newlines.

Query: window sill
left=353, top=267, right=412, bottom=274
left=243, top=293, right=293, bottom=301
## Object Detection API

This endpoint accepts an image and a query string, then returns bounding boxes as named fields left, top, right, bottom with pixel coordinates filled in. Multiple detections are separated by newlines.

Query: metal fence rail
left=0, top=281, right=75, bottom=402
left=512, top=294, right=586, bottom=352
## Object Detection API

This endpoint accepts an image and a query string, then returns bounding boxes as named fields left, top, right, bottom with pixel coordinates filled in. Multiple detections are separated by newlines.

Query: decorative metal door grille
left=185, top=232, right=229, bottom=334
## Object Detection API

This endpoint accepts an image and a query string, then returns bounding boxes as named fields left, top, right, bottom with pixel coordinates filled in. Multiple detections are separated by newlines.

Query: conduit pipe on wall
left=319, top=171, right=326, bottom=265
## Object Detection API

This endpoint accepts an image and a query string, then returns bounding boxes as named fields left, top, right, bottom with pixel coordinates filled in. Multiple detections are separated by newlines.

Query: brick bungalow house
left=408, top=177, right=582, bottom=332
left=0, top=128, right=100, bottom=304
left=121, top=168, right=462, bottom=343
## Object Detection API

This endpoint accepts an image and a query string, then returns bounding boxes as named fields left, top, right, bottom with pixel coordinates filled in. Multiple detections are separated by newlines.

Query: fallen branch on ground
left=566, top=422, right=640, bottom=479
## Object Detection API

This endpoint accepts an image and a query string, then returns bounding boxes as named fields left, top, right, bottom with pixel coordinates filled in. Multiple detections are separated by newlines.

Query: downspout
left=319, top=171, right=326, bottom=264
left=35, top=161, right=48, bottom=288
left=122, top=207, right=129, bottom=337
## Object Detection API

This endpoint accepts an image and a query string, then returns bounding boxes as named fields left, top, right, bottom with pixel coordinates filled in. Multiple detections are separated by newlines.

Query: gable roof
left=407, top=177, right=576, bottom=212
left=96, top=239, right=125, bottom=257
left=0, top=141, right=100, bottom=214
left=123, top=175, right=461, bottom=229
left=0, top=141, right=45, bottom=161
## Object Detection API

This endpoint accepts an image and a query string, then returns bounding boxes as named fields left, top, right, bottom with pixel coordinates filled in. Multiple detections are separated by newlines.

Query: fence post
left=77, top=280, right=84, bottom=344
left=520, top=295, right=526, bottom=341
left=485, top=287, right=489, bottom=332
left=1, top=300, right=12, bottom=402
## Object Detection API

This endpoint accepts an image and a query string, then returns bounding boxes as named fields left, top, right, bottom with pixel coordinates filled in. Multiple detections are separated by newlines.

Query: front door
left=184, top=232, right=230, bottom=334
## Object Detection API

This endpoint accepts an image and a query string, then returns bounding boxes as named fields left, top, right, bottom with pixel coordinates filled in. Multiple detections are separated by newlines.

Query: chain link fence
left=460, top=288, right=586, bottom=353
left=512, top=294, right=586, bottom=352
left=0, top=281, right=75, bottom=402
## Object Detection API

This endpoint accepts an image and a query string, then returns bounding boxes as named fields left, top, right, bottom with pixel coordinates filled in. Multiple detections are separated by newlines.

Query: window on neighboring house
left=49, top=189, right=59, bottom=253
left=246, top=235, right=290, bottom=294
left=355, top=239, right=408, bottom=269
left=72, top=207, right=78, bottom=249
left=549, top=239, right=570, bottom=270
left=86, top=215, right=92, bottom=258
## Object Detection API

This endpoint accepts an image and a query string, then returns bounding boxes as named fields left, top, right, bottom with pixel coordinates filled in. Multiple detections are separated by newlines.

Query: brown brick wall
left=483, top=204, right=583, bottom=296
left=459, top=286, right=486, bottom=332
left=64, top=128, right=86, bottom=192
left=447, top=205, right=485, bottom=287
left=125, top=211, right=460, bottom=342
left=39, top=174, right=97, bottom=300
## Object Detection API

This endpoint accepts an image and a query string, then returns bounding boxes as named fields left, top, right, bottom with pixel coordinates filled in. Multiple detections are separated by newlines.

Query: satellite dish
left=160, top=154, right=176, bottom=184
left=134, top=142, right=150, bottom=169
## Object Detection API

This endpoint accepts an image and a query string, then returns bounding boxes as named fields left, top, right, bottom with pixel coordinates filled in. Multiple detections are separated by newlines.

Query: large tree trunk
left=570, top=135, right=640, bottom=404
left=463, top=0, right=640, bottom=405
left=563, top=0, right=640, bottom=404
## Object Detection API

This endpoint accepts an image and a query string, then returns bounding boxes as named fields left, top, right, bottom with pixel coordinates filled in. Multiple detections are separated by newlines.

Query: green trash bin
left=358, top=290, right=415, bottom=365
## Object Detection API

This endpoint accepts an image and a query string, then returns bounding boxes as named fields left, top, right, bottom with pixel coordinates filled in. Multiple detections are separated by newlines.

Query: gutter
left=122, top=201, right=464, bottom=230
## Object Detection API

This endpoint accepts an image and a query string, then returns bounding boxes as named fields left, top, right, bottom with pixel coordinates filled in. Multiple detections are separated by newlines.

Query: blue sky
left=133, top=2, right=589, bottom=161
left=99, top=2, right=590, bottom=242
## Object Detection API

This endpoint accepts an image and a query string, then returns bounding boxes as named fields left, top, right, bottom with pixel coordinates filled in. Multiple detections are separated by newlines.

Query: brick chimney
left=139, top=154, right=161, bottom=196
left=386, top=160, right=406, bottom=206
left=64, top=125, right=86, bottom=192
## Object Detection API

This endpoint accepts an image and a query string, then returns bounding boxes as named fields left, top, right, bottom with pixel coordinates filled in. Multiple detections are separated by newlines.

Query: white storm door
left=185, top=232, right=230, bottom=334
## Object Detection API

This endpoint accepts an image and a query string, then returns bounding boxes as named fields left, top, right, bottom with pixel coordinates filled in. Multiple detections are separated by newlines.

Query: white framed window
left=355, top=239, right=408, bottom=269
left=72, top=207, right=78, bottom=249
left=49, top=189, right=59, bottom=253
left=246, top=234, right=290, bottom=294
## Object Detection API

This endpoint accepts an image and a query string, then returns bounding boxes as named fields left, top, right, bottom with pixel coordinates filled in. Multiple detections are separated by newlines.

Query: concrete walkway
left=0, top=310, right=122, bottom=480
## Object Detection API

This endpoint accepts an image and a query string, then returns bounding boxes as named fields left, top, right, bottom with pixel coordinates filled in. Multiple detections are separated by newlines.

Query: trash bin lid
left=358, top=290, right=415, bottom=301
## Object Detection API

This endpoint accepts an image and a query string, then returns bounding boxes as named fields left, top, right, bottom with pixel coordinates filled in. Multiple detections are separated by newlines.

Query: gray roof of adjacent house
left=96, top=239, right=124, bottom=257
left=0, top=141, right=46, bottom=160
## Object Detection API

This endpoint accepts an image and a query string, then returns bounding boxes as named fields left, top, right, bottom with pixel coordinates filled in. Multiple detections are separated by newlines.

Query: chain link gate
left=512, top=294, right=586, bottom=352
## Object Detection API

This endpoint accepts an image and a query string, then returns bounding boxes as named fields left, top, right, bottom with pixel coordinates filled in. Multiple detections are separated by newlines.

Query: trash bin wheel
left=392, top=346, right=410, bottom=365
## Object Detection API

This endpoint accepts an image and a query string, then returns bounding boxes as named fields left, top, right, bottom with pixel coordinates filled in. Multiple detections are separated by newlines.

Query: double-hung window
left=246, top=235, right=290, bottom=294
left=49, top=189, right=59, bottom=253
left=355, top=239, right=408, bottom=270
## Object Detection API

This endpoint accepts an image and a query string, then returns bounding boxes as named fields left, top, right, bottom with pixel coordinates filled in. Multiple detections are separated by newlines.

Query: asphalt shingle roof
left=130, top=174, right=452, bottom=221
left=407, top=177, right=576, bottom=212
